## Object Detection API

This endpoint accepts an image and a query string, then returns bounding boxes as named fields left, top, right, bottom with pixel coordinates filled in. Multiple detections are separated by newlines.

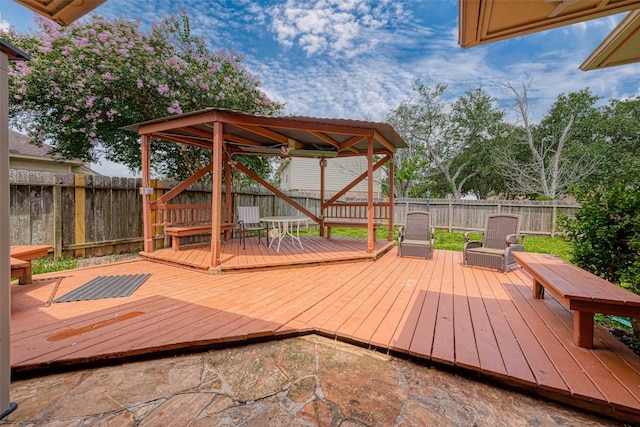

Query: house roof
left=122, top=108, right=408, bottom=158
left=9, top=129, right=84, bottom=165
left=458, top=0, right=640, bottom=70
left=0, top=38, right=30, bottom=61
left=11, top=0, right=106, bottom=26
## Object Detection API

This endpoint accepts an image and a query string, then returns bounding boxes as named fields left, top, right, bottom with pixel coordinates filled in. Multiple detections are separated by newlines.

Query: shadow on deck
left=9, top=249, right=640, bottom=424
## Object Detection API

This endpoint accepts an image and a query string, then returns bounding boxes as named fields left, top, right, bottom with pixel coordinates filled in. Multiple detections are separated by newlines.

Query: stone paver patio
left=1, top=335, right=621, bottom=426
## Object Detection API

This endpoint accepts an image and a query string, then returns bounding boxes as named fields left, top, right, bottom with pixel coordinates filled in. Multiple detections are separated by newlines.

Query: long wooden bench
left=513, top=252, right=640, bottom=348
left=165, top=223, right=234, bottom=251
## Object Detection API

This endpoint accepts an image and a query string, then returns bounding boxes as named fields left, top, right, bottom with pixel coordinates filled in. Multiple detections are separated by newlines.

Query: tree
left=2, top=13, right=283, bottom=179
left=498, top=82, right=603, bottom=199
left=388, top=82, right=504, bottom=199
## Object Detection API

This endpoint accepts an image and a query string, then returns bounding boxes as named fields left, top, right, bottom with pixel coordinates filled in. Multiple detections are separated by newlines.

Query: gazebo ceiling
left=459, top=0, right=640, bottom=70
left=12, top=0, right=106, bottom=26
left=122, top=108, right=408, bottom=158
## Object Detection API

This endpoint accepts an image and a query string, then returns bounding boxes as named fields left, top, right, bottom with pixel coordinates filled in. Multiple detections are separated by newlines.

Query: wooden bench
left=10, top=256, right=29, bottom=282
left=323, top=221, right=381, bottom=241
left=10, top=245, right=52, bottom=285
left=165, top=223, right=234, bottom=251
left=513, top=252, right=640, bottom=348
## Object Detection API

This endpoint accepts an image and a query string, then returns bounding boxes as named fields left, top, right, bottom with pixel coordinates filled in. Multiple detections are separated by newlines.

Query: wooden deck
left=9, top=249, right=640, bottom=424
left=141, top=236, right=395, bottom=272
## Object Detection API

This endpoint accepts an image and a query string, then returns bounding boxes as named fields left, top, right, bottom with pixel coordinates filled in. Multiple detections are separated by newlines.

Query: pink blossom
left=61, top=115, right=70, bottom=121
left=157, top=84, right=170, bottom=96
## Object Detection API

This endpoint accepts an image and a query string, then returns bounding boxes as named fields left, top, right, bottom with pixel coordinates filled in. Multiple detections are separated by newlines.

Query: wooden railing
left=322, top=202, right=389, bottom=223
left=151, top=204, right=214, bottom=227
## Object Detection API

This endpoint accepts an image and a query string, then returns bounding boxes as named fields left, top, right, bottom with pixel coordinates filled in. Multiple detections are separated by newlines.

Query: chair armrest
left=506, top=234, right=526, bottom=247
left=464, top=231, right=483, bottom=243
left=464, top=241, right=483, bottom=251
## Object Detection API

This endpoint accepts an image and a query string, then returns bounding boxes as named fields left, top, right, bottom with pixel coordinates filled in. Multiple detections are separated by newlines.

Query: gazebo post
left=367, top=134, right=374, bottom=253
left=388, top=156, right=395, bottom=241
left=210, top=121, right=223, bottom=267
left=319, top=158, right=326, bottom=237
left=224, top=153, right=232, bottom=241
left=141, top=134, right=153, bottom=253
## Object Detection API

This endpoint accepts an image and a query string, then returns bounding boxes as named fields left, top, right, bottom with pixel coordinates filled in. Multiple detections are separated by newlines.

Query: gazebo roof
left=122, top=108, right=407, bottom=158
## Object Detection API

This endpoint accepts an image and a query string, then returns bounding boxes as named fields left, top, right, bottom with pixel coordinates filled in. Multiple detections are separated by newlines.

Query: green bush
left=561, top=178, right=640, bottom=294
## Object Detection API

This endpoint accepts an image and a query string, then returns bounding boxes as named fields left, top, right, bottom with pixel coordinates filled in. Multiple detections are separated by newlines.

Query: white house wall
left=281, top=157, right=382, bottom=197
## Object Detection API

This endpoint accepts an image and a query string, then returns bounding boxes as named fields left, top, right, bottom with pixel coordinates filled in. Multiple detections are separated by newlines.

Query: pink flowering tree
left=2, top=13, right=283, bottom=178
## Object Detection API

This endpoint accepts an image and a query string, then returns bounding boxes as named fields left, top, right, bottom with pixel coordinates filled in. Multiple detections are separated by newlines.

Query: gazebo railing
left=322, top=202, right=389, bottom=223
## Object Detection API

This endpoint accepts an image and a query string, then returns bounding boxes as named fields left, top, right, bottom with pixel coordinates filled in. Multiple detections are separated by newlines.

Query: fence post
left=74, top=174, right=86, bottom=258
left=448, top=197, right=453, bottom=232
left=551, top=201, right=557, bottom=238
left=53, top=185, right=62, bottom=257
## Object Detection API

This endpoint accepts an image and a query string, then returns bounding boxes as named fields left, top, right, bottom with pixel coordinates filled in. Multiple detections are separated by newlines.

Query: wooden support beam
left=367, top=136, right=374, bottom=253
left=339, top=135, right=365, bottom=152
left=374, top=130, right=395, bottom=154
left=232, top=161, right=321, bottom=224
left=210, top=122, right=223, bottom=267
left=319, top=158, right=326, bottom=237
left=233, top=123, right=301, bottom=147
left=152, top=132, right=213, bottom=149
left=310, top=131, right=359, bottom=154
left=154, top=162, right=212, bottom=205
left=326, top=154, right=390, bottom=205
left=388, top=156, right=395, bottom=241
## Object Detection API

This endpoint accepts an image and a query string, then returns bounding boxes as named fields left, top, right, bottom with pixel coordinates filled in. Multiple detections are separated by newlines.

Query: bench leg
left=573, top=311, right=594, bottom=348
left=532, top=279, right=545, bottom=299
left=172, top=236, right=180, bottom=251
left=19, top=263, right=33, bottom=285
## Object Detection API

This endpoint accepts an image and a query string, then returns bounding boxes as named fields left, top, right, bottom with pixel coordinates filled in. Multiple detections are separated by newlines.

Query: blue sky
left=2, top=0, right=639, bottom=175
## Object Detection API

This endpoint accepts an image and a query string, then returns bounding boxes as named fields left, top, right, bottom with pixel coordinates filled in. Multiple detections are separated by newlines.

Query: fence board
left=9, top=171, right=580, bottom=256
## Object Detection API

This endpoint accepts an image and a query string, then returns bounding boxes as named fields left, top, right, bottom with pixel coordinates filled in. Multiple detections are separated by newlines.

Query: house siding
left=280, top=157, right=382, bottom=199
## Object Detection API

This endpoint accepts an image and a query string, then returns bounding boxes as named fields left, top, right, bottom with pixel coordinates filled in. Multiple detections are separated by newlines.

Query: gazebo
left=123, top=108, right=407, bottom=269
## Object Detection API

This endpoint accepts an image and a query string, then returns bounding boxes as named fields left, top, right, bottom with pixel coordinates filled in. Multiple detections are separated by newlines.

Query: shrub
left=561, top=178, right=640, bottom=294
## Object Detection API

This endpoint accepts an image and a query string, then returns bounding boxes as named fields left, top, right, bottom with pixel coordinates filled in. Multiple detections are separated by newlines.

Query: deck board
left=9, top=246, right=640, bottom=424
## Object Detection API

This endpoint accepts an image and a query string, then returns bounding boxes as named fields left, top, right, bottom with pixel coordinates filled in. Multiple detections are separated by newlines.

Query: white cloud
left=267, top=0, right=408, bottom=58
left=0, top=14, right=10, bottom=32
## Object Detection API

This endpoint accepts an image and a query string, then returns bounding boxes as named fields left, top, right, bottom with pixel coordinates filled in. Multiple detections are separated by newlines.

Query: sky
left=1, top=0, right=639, bottom=177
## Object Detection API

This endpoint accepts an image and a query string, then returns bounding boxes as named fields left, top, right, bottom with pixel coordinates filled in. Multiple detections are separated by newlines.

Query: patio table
left=260, top=216, right=309, bottom=253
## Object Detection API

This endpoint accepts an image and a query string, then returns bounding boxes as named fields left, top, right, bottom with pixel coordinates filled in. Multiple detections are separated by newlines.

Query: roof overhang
left=122, top=108, right=408, bottom=159
left=0, top=38, right=30, bottom=61
left=458, top=0, right=640, bottom=70
left=580, top=9, right=640, bottom=69
left=11, top=0, right=106, bottom=26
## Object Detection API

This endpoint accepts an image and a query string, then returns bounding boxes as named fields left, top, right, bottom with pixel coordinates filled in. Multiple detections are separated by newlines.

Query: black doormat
left=54, top=274, right=151, bottom=303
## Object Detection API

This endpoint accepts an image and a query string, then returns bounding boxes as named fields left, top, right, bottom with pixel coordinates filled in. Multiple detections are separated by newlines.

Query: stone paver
left=1, top=335, right=622, bottom=426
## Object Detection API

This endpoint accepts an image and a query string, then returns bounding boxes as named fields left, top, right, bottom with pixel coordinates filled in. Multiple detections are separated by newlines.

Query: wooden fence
left=9, top=171, right=580, bottom=257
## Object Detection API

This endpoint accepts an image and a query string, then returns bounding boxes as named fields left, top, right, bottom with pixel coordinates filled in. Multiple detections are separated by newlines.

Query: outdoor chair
left=236, top=206, right=268, bottom=250
left=463, top=213, right=525, bottom=273
left=397, top=211, right=434, bottom=259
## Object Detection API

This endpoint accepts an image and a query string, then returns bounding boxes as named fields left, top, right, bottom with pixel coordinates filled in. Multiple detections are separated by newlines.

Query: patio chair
left=463, top=213, right=525, bottom=273
left=397, top=211, right=434, bottom=259
left=236, top=206, right=268, bottom=249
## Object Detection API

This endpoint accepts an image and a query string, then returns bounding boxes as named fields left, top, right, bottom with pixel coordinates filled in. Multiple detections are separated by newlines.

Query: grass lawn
left=299, top=226, right=573, bottom=260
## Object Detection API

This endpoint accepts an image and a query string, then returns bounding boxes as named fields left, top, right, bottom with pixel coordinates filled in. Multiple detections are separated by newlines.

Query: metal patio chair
left=397, top=211, right=434, bottom=259
left=236, top=206, right=268, bottom=249
left=463, top=213, right=525, bottom=273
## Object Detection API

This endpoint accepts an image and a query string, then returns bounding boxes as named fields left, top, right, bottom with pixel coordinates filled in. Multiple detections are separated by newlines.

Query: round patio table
left=260, top=216, right=309, bottom=253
